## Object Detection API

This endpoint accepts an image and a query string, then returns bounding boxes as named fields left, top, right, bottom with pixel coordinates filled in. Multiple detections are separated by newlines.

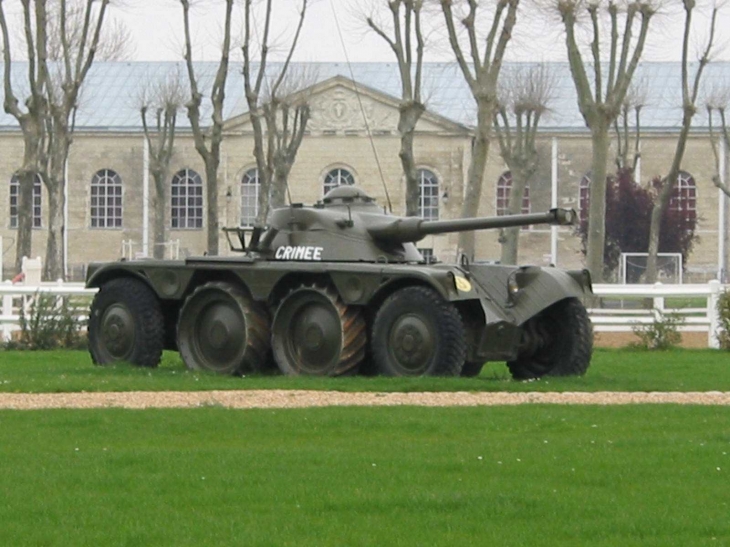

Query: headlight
left=507, top=276, right=520, bottom=296
left=454, top=275, right=472, bottom=293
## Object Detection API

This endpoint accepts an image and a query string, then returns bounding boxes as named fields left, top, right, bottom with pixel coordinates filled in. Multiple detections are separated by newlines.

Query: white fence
left=0, top=281, right=97, bottom=342
left=592, top=281, right=725, bottom=348
left=0, top=280, right=727, bottom=348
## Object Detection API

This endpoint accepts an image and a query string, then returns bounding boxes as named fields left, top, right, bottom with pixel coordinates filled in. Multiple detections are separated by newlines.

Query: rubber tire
left=177, top=282, right=270, bottom=375
left=271, top=285, right=366, bottom=376
left=88, top=277, right=164, bottom=368
left=371, top=286, right=465, bottom=377
left=507, top=297, right=593, bottom=380
left=461, top=361, right=485, bottom=377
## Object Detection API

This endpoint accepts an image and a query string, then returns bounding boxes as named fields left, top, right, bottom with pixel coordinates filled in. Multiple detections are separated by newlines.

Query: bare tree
left=0, top=0, right=50, bottom=274
left=707, top=85, right=730, bottom=197
left=552, top=0, right=654, bottom=282
left=139, top=73, right=185, bottom=259
left=0, top=0, right=115, bottom=279
left=365, top=0, right=425, bottom=217
left=242, top=0, right=311, bottom=225
left=42, top=0, right=114, bottom=280
left=180, top=0, right=234, bottom=255
left=614, top=82, right=647, bottom=172
left=493, top=64, right=553, bottom=265
left=440, top=0, right=519, bottom=259
left=644, top=0, right=718, bottom=282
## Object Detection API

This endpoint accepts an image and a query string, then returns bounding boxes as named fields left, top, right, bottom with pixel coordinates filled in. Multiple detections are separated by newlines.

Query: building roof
left=1, top=61, right=729, bottom=132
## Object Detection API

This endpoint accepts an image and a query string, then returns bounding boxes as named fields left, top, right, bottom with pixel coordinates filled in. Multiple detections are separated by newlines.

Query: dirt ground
left=1, top=389, right=729, bottom=410
left=594, top=331, right=708, bottom=349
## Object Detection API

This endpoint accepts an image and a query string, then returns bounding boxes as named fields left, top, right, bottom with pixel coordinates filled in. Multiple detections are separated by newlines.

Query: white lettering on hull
left=274, top=246, right=324, bottom=261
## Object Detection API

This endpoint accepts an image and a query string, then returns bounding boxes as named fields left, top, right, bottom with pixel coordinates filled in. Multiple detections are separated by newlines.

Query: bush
left=631, top=310, right=684, bottom=350
left=716, top=290, right=730, bottom=350
left=3, top=293, right=87, bottom=350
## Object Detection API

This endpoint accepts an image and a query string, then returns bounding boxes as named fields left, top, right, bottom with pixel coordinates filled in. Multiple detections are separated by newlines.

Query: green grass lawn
left=0, top=348, right=728, bottom=393
left=0, top=405, right=727, bottom=546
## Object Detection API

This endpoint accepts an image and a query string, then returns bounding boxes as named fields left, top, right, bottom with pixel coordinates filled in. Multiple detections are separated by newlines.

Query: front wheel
left=507, top=298, right=593, bottom=380
left=371, top=286, right=465, bottom=377
left=88, top=277, right=164, bottom=368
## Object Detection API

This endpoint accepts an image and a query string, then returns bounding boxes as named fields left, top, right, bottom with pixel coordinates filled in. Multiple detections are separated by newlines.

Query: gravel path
left=1, top=390, right=730, bottom=410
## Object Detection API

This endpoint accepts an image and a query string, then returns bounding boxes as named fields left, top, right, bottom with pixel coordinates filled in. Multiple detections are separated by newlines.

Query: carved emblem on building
left=308, top=86, right=396, bottom=132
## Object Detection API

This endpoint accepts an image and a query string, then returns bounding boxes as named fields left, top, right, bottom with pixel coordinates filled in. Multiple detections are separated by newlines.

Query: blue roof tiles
left=1, top=61, right=728, bottom=132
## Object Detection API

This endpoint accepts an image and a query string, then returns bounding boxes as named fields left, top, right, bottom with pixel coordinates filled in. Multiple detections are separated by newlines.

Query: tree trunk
left=586, top=124, right=610, bottom=282
left=458, top=103, right=492, bottom=260
left=152, top=173, right=167, bottom=260
left=205, top=159, right=219, bottom=255
left=43, top=179, right=65, bottom=281
left=14, top=168, right=35, bottom=273
left=398, top=104, right=423, bottom=217
left=500, top=168, right=530, bottom=265
left=645, top=112, right=693, bottom=282
left=271, top=164, right=288, bottom=210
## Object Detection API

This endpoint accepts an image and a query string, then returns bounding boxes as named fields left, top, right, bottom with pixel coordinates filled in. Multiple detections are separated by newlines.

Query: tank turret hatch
left=322, top=185, right=375, bottom=206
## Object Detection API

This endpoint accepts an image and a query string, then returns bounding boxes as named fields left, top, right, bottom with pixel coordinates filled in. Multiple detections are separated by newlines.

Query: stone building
left=0, top=61, right=728, bottom=281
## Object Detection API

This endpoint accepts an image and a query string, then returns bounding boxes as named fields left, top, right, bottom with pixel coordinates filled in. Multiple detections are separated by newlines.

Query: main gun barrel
left=368, top=208, right=576, bottom=243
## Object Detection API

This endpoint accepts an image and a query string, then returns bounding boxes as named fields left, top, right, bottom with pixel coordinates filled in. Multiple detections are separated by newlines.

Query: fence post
left=653, top=282, right=664, bottom=320
left=2, top=280, right=12, bottom=342
left=708, top=279, right=722, bottom=349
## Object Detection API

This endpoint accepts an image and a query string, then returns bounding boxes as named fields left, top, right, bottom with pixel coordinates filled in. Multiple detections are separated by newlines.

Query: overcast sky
left=104, top=0, right=730, bottom=65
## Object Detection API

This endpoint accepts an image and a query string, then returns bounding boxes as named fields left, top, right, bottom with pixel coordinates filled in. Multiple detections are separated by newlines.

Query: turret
left=223, top=186, right=577, bottom=264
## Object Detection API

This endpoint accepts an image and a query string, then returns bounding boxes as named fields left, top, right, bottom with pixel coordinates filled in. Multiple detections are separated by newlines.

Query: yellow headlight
left=454, top=276, right=472, bottom=293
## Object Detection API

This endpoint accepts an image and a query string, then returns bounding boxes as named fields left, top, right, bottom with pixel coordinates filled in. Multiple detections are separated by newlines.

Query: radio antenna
left=329, top=0, right=393, bottom=213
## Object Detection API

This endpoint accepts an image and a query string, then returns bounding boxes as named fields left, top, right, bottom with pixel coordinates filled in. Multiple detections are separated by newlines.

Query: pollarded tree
left=365, top=0, right=425, bottom=217
left=550, top=0, right=655, bottom=282
left=180, top=0, right=234, bottom=255
left=0, top=0, right=50, bottom=274
left=139, top=72, right=185, bottom=259
left=493, top=64, right=553, bottom=265
left=41, top=0, right=117, bottom=280
left=707, top=86, right=730, bottom=198
left=242, top=0, right=311, bottom=225
left=440, top=0, right=519, bottom=259
left=644, top=0, right=718, bottom=283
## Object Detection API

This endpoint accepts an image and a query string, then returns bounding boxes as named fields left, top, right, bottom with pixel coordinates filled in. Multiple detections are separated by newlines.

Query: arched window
left=9, top=173, right=42, bottom=228
left=579, top=172, right=591, bottom=223
left=241, top=168, right=260, bottom=227
left=670, top=171, right=697, bottom=223
left=496, top=171, right=530, bottom=216
left=90, top=169, right=123, bottom=228
left=171, top=168, right=203, bottom=229
left=323, top=167, right=355, bottom=195
left=418, top=168, right=439, bottom=220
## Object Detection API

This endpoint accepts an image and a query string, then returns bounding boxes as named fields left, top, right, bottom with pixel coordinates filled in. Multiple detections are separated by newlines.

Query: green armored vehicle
left=86, top=186, right=593, bottom=379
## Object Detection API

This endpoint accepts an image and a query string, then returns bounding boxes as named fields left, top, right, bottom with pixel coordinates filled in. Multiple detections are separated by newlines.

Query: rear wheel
left=507, top=297, right=593, bottom=380
left=177, top=282, right=270, bottom=375
left=88, top=277, right=164, bottom=368
left=271, top=284, right=366, bottom=376
left=371, top=286, right=465, bottom=377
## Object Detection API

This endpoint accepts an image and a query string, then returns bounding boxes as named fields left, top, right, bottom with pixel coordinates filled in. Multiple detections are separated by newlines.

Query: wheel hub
left=100, top=304, right=134, bottom=358
left=390, top=315, right=433, bottom=371
left=208, top=320, right=230, bottom=349
left=304, top=324, right=324, bottom=350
